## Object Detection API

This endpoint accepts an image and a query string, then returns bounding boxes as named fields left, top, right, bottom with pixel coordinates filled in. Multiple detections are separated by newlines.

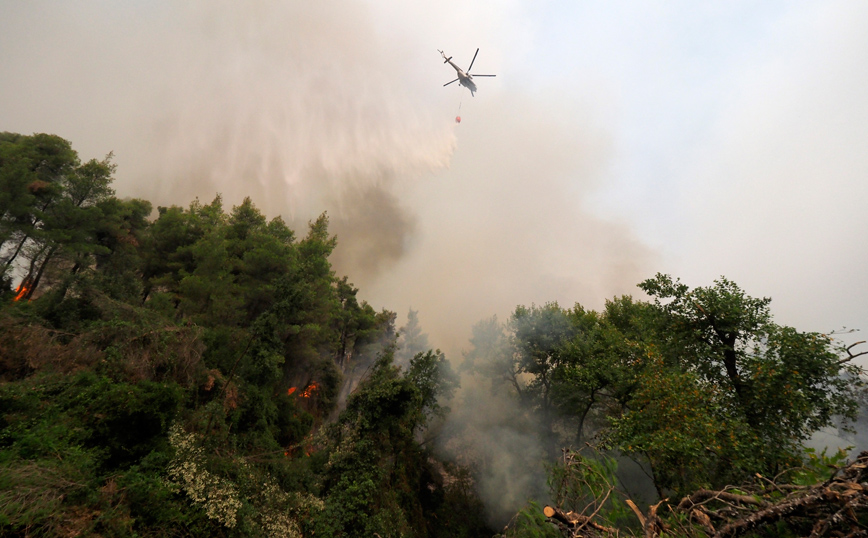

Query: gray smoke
left=439, top=370, right=552, bottom=526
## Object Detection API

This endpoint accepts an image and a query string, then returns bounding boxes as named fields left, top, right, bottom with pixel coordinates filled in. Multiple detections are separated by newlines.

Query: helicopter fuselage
left=445, top=62, right=477, bottom=94
left=439, top=49, right=493, bottom=97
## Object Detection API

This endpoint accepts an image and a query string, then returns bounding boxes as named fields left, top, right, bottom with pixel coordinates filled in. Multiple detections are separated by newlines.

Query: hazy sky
left=2, top=0, right=866, bottom=357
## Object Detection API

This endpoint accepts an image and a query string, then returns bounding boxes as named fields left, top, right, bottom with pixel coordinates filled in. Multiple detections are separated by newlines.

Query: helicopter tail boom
left=438, top=49, right=453, bottom=63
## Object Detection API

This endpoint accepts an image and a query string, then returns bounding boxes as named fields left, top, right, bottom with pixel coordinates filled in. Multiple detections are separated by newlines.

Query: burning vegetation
left=12, top=280, right=31, bottom=302
left=1, top=132, right=864, bottom=538
left=287, top=381, right=320, bottom=399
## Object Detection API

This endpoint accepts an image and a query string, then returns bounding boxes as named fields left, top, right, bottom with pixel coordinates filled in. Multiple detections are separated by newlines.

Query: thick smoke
left=1, top=1, right=456, bottom=282
left=135, top=2, right=457, bottom=278
left=0, top=0, right=656, bottom=524
left=440, top=369, right=552, bottom=526
left=369, top=90, right=654, bottom=355
left=326, top=180, right=418, bottom=281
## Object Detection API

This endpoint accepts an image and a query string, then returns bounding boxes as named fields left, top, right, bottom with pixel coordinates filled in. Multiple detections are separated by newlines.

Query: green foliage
left=65, top=373, right=183, bottom=469
left=0, top=371, right=182, bottom=469
left=408, top=349, right=459, bottom=424
left=609, top=357, right=729, bottom=493
left=315, top=354, right=421, bottom=536
left=0, top=371, right=187, bottom=536
left=116, top=449, right=220, bottom=536
left=89, top=196, right=153, bottom=302
left=342, top=351, right=422, bottom=434
left=509, top=303, right=575, bottom=428
left=0, top=133, right=78, bottom=258
left=787, top=446, right=851, bottom=486
left=462, top=315, right=513, bottom=387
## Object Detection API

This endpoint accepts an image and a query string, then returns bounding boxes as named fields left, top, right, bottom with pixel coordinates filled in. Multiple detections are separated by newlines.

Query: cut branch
left=543, top=505, right=617, bottom=535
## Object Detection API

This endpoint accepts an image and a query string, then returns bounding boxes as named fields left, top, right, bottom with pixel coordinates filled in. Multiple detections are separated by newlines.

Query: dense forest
left=1, top=132, right=866, bottom=537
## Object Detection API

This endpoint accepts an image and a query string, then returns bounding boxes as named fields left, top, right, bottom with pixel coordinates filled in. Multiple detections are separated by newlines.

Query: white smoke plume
left=439, top=370, right=552, bottom=526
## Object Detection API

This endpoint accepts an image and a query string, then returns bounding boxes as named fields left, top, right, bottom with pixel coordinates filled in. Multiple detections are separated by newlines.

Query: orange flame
left=288, top=382, right=320, bottom=399
left=13, top=281, right=31, bottom=302
left=300, top=382, right=320, bottom=398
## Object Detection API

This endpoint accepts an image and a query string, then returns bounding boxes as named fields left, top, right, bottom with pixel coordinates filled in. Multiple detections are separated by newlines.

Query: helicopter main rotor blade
left=467, top=48, right=480, bottom=72
left=443, top=78, right=459, bottom=87
left=469, top=74, right=496, bottom=77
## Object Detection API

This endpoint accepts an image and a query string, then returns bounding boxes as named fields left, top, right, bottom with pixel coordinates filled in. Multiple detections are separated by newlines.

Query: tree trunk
left=2, top=232, right=30, bottom=274
left=25, top=245, right=57, bottom=300
left=575, top=393, right=597, bottom=446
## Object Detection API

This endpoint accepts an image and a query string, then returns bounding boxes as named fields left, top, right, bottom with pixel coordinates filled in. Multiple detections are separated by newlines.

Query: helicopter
left=438, top=48, right=496, bottom=97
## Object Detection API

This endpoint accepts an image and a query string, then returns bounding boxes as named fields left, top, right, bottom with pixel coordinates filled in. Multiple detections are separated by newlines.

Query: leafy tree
left=622, top=274, right=864, bottom=491
left=0, top=132, right=78, bottom=261
left=140, top=195, right=226, bottom=306
left=407, top=349, right=459, bottom=426
left=608, top=356, right=726, bottom=496
left=36, top=158, right=116, bottom=296
left=508, top=303, right=575, bottom=430
left=463, top=303, right=639, bottom=450
left=332, top=276, right=384, bottom=369
left=0, top=133, right=119, bottom=300
left=551, top=301, right=644, bottom=445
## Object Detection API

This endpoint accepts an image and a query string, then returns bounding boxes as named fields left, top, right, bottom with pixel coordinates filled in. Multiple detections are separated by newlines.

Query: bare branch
left=838, top=341, right=868, bottom=364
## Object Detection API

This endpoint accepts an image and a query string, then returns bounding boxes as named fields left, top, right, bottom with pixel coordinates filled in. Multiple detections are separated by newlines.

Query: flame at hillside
left=13, top=281, right=31, bottom=302
left=301, top=382, right=320, bottom=398
left=284, top=382, right=322, bottom=459
left=288, top=382, right=320, bottom=399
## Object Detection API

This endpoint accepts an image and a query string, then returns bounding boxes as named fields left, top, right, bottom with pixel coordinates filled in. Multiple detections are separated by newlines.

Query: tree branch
left=838, top=341, right=867, bottom=365
left=543, top=505, right=617, bottom=535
